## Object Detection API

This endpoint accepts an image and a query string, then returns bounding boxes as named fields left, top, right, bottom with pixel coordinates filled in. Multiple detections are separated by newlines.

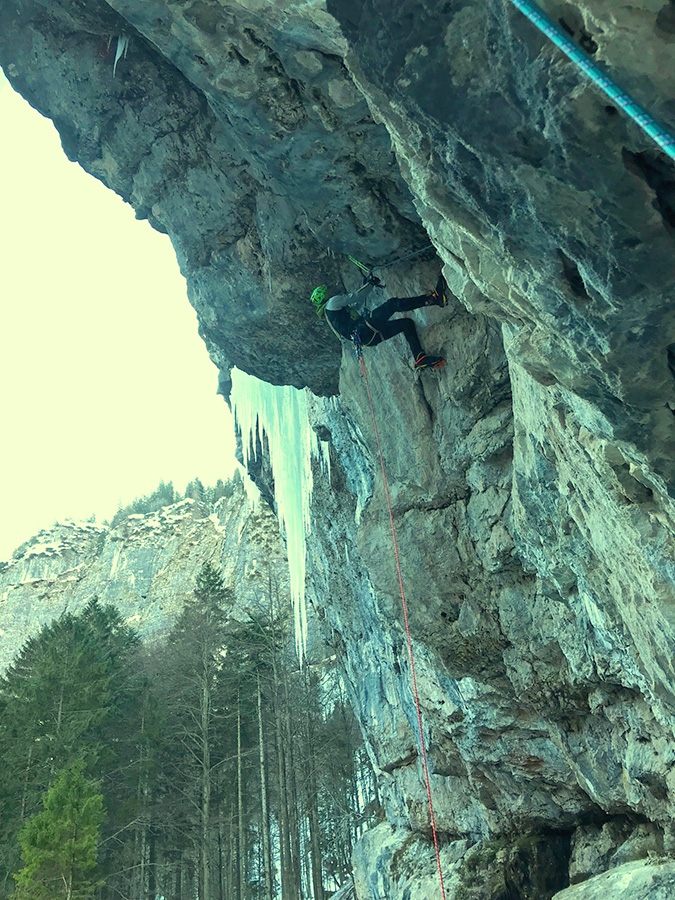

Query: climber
left=311, top=273, right=451, bottom=370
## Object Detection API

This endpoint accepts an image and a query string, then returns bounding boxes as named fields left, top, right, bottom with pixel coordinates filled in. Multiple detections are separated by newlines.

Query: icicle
left=230, top=368, right=329, bottom=661
left=112, top=35, right=129, bottom=77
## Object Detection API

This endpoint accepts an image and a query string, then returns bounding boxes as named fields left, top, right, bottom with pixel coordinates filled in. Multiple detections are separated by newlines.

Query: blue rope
left=507, top=0, right=675, bottom=161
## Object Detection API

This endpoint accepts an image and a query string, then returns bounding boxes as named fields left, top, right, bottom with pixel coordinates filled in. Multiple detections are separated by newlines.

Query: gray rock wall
left=3, top=1, right=675, bottom=897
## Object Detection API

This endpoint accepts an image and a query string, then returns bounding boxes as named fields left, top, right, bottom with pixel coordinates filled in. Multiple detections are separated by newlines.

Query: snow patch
left=24, top=542, right=62, bottom=558
left=230, top=367, right=329, bottom=660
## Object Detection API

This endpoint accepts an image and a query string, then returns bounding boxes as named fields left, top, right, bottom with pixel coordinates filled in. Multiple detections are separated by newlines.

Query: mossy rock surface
left=456, top=832, right=571, bottom=900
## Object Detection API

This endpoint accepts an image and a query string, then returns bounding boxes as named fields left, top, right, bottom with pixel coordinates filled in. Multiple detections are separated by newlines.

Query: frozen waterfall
left=230, top=368, right=329, bottom=660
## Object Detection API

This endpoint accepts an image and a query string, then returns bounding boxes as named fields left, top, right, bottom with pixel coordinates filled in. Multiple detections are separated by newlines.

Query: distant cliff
left=3, top=2, right=675, bottom=899
left=0, top=479, right=291, bottom=671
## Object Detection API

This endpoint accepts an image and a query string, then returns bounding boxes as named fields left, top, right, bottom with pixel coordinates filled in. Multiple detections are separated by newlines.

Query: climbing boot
left=429, top=273, right=450, bottom=307
left=414, top=352, right=445, bottom=370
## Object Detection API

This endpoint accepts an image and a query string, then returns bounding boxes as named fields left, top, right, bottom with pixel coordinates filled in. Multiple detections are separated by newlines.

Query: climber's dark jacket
left=324, top=284, right=374, bottom=342
left=324, top=283, right=429, bottom=358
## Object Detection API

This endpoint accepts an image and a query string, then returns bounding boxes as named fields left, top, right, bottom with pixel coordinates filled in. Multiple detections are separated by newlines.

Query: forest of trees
left=109, top=478, right=236, bottom=528
left=0, top=564, right=377, bottom=900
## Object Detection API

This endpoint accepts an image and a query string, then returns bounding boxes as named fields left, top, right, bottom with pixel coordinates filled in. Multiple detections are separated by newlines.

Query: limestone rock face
left=0, top=0, right=429, bottom=394
left=553, top=859, right=675, bottom=900
left=3, top=1, right=675, bottom=897
left=0, top=483, right=290, bottom=670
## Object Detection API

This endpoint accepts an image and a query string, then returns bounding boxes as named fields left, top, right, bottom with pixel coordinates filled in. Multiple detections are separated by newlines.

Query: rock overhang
left=4, top=1, right=675, bottom=896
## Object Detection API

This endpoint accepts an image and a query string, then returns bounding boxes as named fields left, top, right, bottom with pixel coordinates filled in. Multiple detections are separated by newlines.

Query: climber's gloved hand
left=365, top=273, right=382, bottom=287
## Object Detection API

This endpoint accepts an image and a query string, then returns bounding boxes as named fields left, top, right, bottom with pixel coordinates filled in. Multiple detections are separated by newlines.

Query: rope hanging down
left=348, top=244, right=435, bottom=279
left=356, top=344, right=448, bottom=900
left=507, top=0, right=675, bottom=161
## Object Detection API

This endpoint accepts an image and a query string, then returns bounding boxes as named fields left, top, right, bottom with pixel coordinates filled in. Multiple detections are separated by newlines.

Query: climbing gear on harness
left=357, top=351, right=448, bottom=900
left=414, top=352, right=445, bottom=370
left=350, top=329, right=363, bottom=358
left=348, top=322, right=381, bottom=352
left=508, top=0, right=675, bottom=161
left=310, top=285, right=329, bottom=316
left=428, top=274, right=450, bottom=307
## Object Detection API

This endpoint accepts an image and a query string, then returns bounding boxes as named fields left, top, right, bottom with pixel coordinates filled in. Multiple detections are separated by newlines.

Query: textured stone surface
left=552, top=859, right=675, bottom=900
left=569, top=821, right=663, bottom=883
left=352, top=825, right=570, bottom=900
left=0, top=0, right=430, bottom=394
left=3, top=1, right=675, bottom=897
left=333, top=0, right=675, bottom=487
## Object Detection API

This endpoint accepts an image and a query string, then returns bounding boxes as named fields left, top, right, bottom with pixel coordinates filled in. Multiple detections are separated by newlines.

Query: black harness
left=324, top=307, right=382, bottom=346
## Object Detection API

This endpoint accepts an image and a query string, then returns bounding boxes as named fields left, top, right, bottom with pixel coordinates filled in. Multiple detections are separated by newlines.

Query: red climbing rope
left=358, top=352, right=448, bottom=900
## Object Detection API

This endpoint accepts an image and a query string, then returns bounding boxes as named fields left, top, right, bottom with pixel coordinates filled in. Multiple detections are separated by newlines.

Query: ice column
left=230, top=368, right=329, bottom=659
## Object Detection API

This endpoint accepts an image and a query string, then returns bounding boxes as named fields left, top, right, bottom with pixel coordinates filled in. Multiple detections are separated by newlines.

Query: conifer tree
left=185, top=478, right=206, bottom=503
left=13, top=761, right=104, bottom=900
left=0, top=564, right=376, bottom=900
left=226, top=596, right=298, bottom=900
left=155, top=562, right=233, bottom=900
left=0, top=601, right=141, bottom=896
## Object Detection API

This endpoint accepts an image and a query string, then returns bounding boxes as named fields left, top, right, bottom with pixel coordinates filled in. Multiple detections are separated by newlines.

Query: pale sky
left=0, top=71, right=239, bottom=561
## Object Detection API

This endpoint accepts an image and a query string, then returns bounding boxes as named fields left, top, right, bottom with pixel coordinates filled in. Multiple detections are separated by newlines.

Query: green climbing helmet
left=310, top=285, right=328, bottom=316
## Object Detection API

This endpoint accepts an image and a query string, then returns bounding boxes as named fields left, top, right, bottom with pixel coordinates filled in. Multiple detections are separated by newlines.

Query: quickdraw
left=350, top=322, right=381, bottom=355
left=347, top=254, right=372, bottom=276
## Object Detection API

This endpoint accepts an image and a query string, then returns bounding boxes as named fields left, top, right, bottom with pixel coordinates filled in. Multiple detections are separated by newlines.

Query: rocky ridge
left=2, top=1, right=675, bottom=898
left=0, top=480, right=292, bottom=671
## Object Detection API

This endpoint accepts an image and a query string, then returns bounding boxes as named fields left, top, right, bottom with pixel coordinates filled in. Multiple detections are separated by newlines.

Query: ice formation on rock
left=230, top=367, right=329, bottom=659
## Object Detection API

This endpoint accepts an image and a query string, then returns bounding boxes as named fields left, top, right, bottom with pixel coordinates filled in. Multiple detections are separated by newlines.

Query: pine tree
left=0, top=612, right=104, bottom=833
left=0, top=601, right=142, bottom=897
left=13, top=761, right=104, bottom=900
left=185, top=478, right=206, bottom=503
left=155, top=562, right=233, bottom=900
left=225, top=596, right=296, bottom=900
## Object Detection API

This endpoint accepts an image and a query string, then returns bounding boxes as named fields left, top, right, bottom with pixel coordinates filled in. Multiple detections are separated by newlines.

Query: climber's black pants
left=355, top=295, right=429, bottom=358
